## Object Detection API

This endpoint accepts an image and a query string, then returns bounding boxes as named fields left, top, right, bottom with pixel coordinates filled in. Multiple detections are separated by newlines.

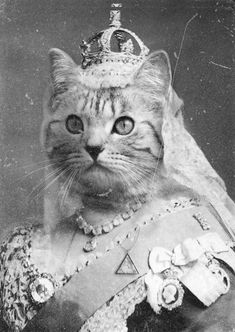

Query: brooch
left=83, top=237, right=97, bottom=252
left=145, top=246, right=185, bottom=314
left=145, top=233, right=232, bottom=313
left=159, top=278, right=184, bottom=310
left=29, top=275, right=55, bottom=304
left=145, top=270, right=184, bottom=314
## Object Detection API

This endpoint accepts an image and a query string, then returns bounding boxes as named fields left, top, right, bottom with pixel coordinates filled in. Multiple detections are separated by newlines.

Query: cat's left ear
left=49, top=48, right=78, bottom=96
left=135, top=50, right=172, bottom=97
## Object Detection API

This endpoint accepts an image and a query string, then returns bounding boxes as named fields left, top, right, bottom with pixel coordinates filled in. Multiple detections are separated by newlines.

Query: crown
left=80, top=3, right=149, bottom=70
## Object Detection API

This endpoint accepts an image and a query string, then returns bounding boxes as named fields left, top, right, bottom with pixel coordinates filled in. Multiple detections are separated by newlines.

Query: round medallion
left=159, top=278, right=184, bottom=310
left=29, top=276, right=55, bottom=304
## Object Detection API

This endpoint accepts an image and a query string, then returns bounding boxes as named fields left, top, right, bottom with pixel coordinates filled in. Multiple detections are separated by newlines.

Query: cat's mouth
left=78, top=161, right=124, bottom=195
left=85, top=162, right=109, bottom=174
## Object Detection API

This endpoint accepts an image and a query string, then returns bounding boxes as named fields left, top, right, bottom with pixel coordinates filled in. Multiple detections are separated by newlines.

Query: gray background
left=0, top=0, right=234, bottom=241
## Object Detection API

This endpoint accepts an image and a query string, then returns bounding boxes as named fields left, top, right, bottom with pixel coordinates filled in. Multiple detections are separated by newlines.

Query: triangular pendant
left=116, top=253, right=139, bottom=275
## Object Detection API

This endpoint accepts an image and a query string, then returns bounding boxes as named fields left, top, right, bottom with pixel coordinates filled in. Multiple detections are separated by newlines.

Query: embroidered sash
left=23, top=205, right=235, bottom=331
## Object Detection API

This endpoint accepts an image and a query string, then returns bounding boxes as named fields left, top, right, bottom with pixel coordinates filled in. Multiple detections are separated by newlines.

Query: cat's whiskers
left=111, top=154, right=154, bottom=177
left=26, top=167, right=59, bottom=203
left=64, top=154, right=88, bottom=170
left=41, top=167, right=70, bottom=197
left=14, top=162, right=58, bottom=184
left=119, top=148, right=162, bottom=193
left=116, top=159, right=157, bottom=202
left=115, top=164, right=146, bottom=192
left=58, top=167, right=77, bottom=209
left=123, top=156, right=158, bottom=173
left=108, top=159, right=145, bottom=184
left=122, top=165, right=144, bottom=184
left=18, top=159, right=53, bottom=169
left=116, top=170, right=133, bottom=193
left=116, top=170, right=146, bottom=204
left=13, top=155, right=76, bottom=185
left=117, top=158, right=153, bottom=180
left=64, top=168, right=81, bottom=206
left=65, top=152, right=84, bottom=161
left=27, top=166, right=67, bottom=202
left=57, top=161, right=89, bottom=209
left=127, top=161, right=153, bottom=178
left=57, top=167, right=73, bottom=203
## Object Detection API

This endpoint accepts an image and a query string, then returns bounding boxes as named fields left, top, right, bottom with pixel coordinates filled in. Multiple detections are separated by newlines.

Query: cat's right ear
left=135, top=51, right=172, bottom=97
left=49, top=48, right=78, bottom=96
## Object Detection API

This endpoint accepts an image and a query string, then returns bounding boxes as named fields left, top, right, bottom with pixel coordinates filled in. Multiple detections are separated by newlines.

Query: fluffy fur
left=41, top=49, right=184, bottom=228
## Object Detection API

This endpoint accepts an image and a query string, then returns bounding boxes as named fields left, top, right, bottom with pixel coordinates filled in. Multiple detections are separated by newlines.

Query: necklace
left=72, top=147, right=162, bottom=253
left=74, top=194, right=147, bottom=252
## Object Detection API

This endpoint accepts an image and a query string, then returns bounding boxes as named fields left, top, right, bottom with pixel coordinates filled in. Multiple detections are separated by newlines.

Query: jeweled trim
left=0, top=197, right=200, bottom=331
left=80, top=277, right=147, bottom=332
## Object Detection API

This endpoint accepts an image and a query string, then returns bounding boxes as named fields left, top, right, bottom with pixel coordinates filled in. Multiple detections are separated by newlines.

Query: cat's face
left=42, top=49, right=172, bottom=201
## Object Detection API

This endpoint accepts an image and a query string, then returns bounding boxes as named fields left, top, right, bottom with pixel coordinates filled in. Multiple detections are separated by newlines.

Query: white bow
left=145, top=232, right=231, bottom=311
left=149, top=233, right=229, bottom=274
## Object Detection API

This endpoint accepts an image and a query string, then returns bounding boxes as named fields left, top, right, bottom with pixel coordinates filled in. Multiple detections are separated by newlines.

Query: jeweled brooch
left=29, top=275, right=55, bottom=304
left=159, top=278, right=184, bottom=310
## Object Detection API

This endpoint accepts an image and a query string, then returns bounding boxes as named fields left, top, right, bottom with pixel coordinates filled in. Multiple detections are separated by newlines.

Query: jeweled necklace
left=74, top=194, right=147, bottom=252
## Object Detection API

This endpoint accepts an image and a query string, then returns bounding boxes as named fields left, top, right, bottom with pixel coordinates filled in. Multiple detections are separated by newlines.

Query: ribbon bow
left=145, top=232, right=231, bottom=313
left=149, top=238, right=205, bottom=274
left=149, top=233, right=229, bottom=274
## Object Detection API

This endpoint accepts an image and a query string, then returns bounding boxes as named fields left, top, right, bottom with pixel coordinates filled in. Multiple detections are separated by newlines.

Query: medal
left=159, top=278, right=184, bottom=310
left=115, top=226, right=140, bottom=275
left=145, top=270, right=184, bottom=313
left=116, top=253, right=139, bottom=275
left=29, top=275, right=55, bottom=304
left=180, top=260, right=230, bottom=306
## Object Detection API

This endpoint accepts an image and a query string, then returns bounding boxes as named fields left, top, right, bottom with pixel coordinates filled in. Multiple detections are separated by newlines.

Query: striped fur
left=41, top=50, right=177, bottom=215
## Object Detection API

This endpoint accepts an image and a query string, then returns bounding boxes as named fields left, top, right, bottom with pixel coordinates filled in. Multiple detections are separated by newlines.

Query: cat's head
left=41, top=48, right=182, bottom=204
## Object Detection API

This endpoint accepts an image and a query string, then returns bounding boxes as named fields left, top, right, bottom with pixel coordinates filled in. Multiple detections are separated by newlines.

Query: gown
left=1, top=196, right=235, bottom=332
left=1, top=85, right=235, bottom=331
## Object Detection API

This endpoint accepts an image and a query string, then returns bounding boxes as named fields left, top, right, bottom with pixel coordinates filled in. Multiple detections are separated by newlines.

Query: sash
left=23, top=205, right=234, bottom=331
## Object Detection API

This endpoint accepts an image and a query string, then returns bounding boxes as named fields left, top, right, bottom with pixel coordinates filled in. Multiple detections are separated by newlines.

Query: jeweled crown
left=80, top=3, right=149, bottom=69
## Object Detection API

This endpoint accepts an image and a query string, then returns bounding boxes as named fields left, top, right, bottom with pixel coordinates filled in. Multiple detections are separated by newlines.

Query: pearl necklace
left=74, top=194, right=147, bottom=252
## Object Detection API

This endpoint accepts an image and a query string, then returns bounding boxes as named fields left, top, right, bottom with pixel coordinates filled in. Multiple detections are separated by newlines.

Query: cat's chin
left=79, top=170, right=124, bottom=198
left=75, top=165, right=133, bottom=205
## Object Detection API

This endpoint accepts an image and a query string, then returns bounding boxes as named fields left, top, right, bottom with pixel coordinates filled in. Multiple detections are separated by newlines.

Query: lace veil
left=162, top=87, right=235, bottom=234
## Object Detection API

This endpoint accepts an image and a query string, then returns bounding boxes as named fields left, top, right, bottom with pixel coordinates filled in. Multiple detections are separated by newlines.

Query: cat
left=41, top=48, right=184, bottom=231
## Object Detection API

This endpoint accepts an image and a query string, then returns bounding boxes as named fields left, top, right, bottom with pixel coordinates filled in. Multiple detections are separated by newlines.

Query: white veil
left=162, top=88, right=235, bottom=236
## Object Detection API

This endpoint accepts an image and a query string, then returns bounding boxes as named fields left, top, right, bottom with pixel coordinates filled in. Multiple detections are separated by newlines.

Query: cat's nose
left=85, top=145, right=104, bottom=161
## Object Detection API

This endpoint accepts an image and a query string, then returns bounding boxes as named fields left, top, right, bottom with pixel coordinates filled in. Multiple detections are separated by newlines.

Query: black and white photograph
left=0, top=0, right=234, bottom=331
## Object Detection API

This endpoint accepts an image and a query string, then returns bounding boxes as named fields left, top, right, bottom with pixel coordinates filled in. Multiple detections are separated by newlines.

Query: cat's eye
left=113, top=116, right=134, bottom=135
left=66, top=115, right=84, bottom=134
